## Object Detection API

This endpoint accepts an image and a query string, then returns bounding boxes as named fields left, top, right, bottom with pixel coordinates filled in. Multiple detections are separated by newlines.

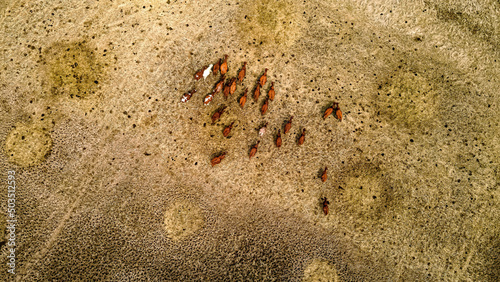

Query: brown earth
left=0, top=0, right=499, bottom=281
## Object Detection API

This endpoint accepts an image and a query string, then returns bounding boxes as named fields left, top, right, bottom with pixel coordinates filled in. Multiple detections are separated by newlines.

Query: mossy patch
left=3, top=122, right=53, bottom=167
left=333, top=162, right=400, bottom=224
left=339, top=174, right=391, bottom=222
left=42, top=41, right=104, bottom=100
left=303, top=259, right=340, bottom=282
left=164, top=200, right=205, bottom=241
left=237, top=0, right=304, bottom=49
left=432, top=2, right=498, bottom=44
left=377, top=70, right=440, bottom=132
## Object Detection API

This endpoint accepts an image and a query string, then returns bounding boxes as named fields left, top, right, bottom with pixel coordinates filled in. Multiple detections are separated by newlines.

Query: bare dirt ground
left=0, top=0, right=499, bottom=281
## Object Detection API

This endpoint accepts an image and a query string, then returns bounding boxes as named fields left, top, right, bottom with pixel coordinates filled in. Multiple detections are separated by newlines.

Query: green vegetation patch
left=303, top=259, right=341, bottom=282
left=3, top=122, right=53, bottom=167
left=43, top=41, right=104, bottom=99
left=237, top=0, right=304, bottom=48
left=377, top=70, right=440, bottom=132
left=164, top=200, right=205, bottom=241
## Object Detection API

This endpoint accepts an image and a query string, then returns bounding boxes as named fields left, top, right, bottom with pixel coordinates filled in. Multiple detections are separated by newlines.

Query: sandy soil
left=0, top=0, right=499, bottom=280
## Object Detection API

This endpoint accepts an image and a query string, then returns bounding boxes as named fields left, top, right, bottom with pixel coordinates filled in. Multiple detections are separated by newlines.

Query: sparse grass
left=0, top=0, right=498, bottom=281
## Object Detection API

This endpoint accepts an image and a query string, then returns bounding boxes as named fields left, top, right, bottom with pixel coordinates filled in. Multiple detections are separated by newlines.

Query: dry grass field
left=0, top=0, right=499, bottom=280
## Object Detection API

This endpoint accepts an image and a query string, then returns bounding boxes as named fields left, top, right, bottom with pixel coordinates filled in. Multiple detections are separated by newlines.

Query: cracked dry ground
left=0, top=0, right=499, bottom=281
